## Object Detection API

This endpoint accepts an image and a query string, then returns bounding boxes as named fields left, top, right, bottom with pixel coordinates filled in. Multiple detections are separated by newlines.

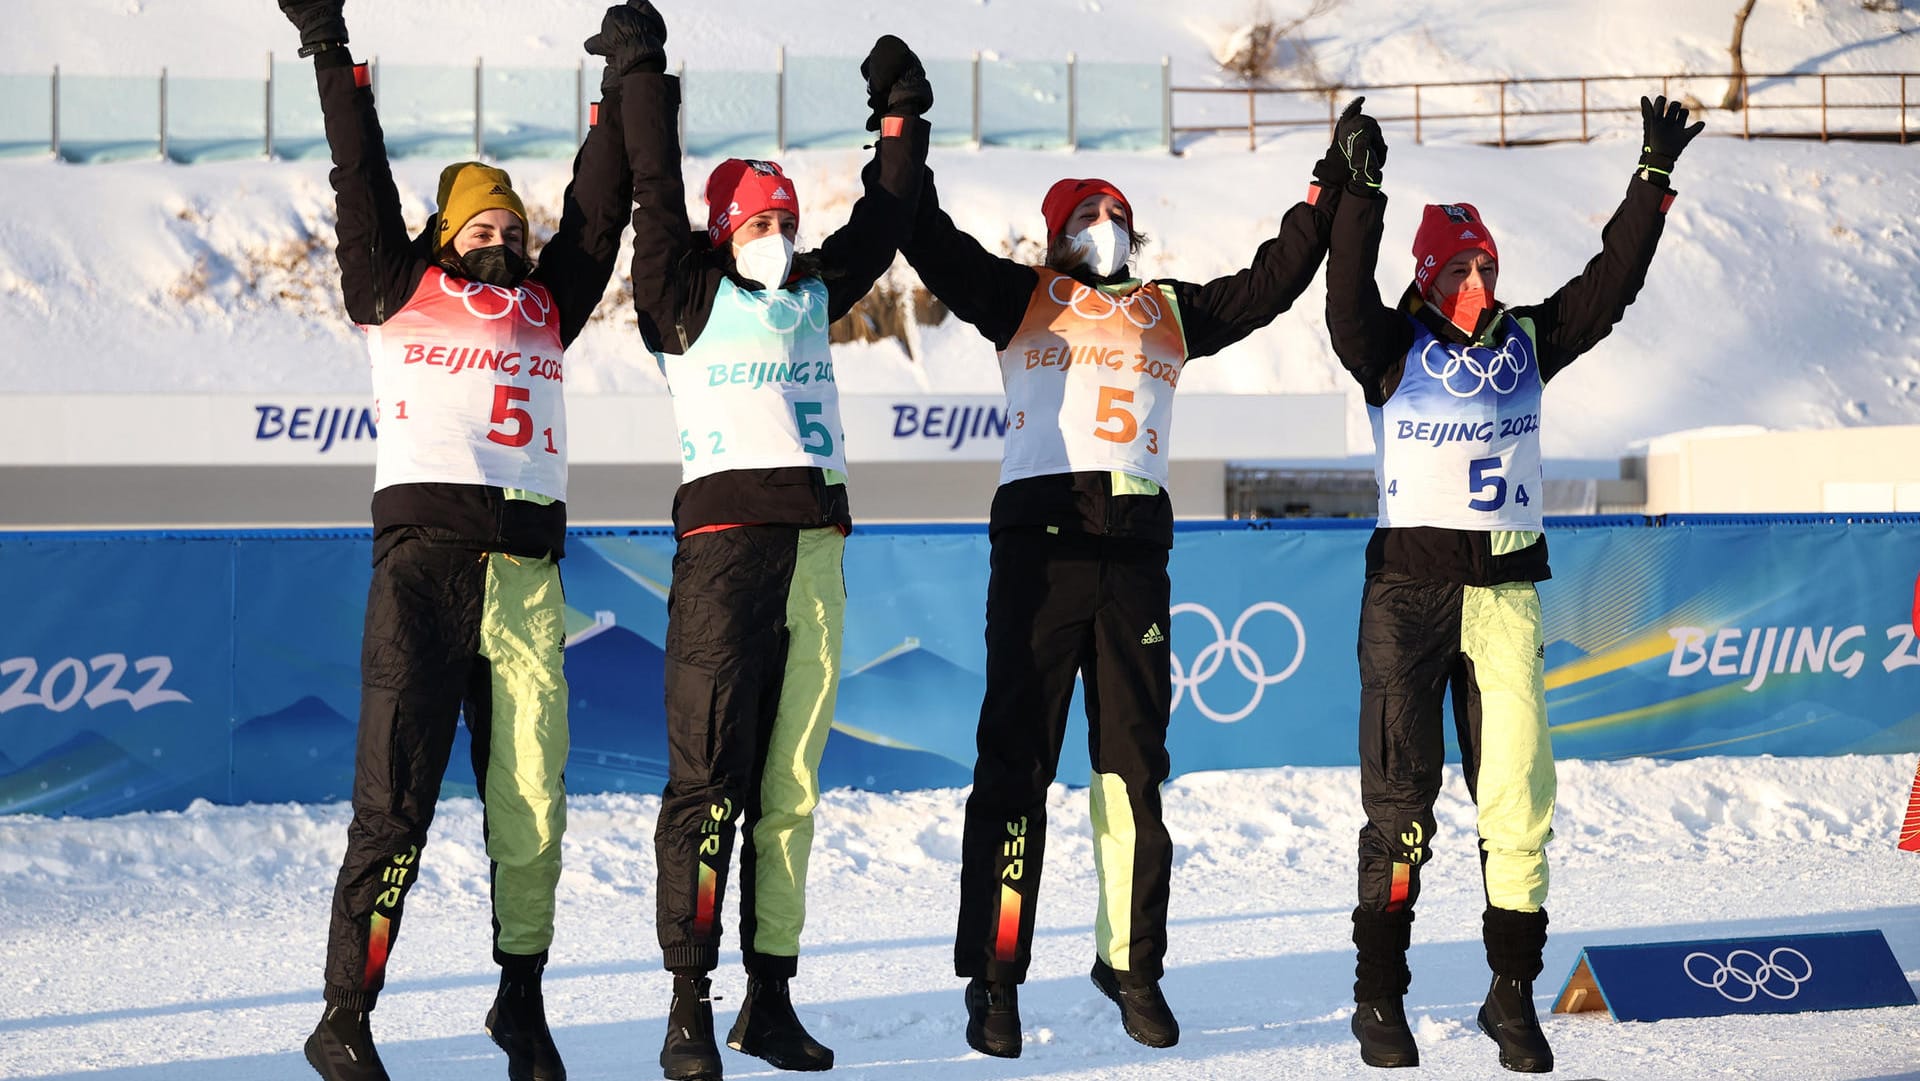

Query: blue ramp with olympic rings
left=1551, top=930, right=1916, bottom=1022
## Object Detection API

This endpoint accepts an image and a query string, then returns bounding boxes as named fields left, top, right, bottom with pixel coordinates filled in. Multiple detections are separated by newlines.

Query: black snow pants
left=955, top=527, right=1174, bottom=985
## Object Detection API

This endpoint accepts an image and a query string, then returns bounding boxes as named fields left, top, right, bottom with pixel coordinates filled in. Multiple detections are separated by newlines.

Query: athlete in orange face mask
left=1322, top=94, right=1701, bottom=1075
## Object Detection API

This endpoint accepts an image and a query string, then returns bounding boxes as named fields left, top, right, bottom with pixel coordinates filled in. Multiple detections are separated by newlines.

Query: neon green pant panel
left=1461, top=581, right=1555, bottom=912
left=1090, top=771, right=1140, bottom=972
left=751, top=528, right=847, bottom=958
left=480, top=552, right=571, bottom=956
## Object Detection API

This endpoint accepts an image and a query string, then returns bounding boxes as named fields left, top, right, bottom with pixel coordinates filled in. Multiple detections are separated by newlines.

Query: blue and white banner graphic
left=2, top=517, right=1917, bottom=817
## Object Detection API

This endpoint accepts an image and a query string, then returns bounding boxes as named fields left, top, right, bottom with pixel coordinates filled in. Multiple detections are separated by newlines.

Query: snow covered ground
left=2, top=754, right=1918, bottom=1080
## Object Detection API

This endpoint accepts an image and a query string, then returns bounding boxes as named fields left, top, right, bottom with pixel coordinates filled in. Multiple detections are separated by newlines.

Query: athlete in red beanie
left=1323, top=95, right=1701, bottom=1075
left=1410, top=202, right=1500, bottom=333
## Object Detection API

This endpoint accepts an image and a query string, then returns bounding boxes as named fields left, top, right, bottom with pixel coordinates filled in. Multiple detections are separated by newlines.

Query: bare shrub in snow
left=1214, top=0, right=1344, bottom=87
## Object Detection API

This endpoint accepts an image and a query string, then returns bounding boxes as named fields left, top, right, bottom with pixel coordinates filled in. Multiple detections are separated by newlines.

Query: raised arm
left=1167, top=177, right=1336, bottom=360
left=527, top=4, right=653, bottom=349
left=281, top=0, right=425, bottom=326
left=811, top=36, right=935, bottom=321
left=1319, top=99, right=1414, bottom=405
left=899, top=171, right=1041, bottom=350
left=1520, top=96, right=1698, bottom=381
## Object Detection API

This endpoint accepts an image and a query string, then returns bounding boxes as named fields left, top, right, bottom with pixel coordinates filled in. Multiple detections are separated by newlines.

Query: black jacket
left=901, top=172, right=1338, bottom=547
left=621, top=72, right=930, bottom=537
left=314, top=48, right=631, bottom=560
left=1325, top=175, right=1674, bottom=584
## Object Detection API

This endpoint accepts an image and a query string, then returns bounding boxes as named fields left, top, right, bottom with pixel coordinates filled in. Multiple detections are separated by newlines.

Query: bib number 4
left=1467, top=456, right=1529, bottom=512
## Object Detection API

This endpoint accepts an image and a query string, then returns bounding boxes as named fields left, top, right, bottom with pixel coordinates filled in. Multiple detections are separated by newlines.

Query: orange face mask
left=1434, top=282, right=1493, bottom=335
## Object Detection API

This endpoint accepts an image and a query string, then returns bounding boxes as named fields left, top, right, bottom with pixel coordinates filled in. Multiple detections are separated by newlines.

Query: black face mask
left=448, top=244, right=531, bottom=288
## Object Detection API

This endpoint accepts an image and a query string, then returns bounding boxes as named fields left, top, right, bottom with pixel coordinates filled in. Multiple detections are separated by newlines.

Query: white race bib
left=1371, top=315, right=1545, bottom=531
left=996, top=270, right=1189, bottom=488
left=366, top=269, right=568, bottom=500
left=660, top=278, right=848, bottom=484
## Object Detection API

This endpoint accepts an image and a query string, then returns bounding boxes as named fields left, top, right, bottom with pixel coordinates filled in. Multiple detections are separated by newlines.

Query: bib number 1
left=486, top=385, right=557, bottom=454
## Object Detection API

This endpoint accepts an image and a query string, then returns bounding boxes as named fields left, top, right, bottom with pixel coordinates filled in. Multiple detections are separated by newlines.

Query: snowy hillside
left=1, top=0, right=1918, bottom=457
left=2, top=754, right=1917, bottom=1079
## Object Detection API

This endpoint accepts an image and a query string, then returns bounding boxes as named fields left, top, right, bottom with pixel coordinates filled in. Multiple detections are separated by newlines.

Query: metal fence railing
left=1173, top=71, right=1917, bottom=150
left=0, top=61, right=1910, bottom=164
left=0, top=53, right=1172, bottom=164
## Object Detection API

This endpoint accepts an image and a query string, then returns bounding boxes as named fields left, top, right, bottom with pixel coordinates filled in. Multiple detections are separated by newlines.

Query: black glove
left=279, top=0, right=348, bottom=58
left=1638, top=94, right=1704, bottom=179
left=584, top=0, right=668, bottom=95
left=1314, top=96, right=1386, bottom=193
left=861, top=35, right=933, bottom=131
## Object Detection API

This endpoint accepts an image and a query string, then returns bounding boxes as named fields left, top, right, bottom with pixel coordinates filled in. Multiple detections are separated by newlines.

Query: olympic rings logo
left=438, top=274, right=551, bottom=328
left=1419, top=335, right=1530, bottom=399
left=1682, top=947, right=1814, bottom=1003
left=1168, top=602, right=1307, bottom=723
left=1047, top=275, right=1164, bottom=330
left=731, top=279, right=829, bottom=335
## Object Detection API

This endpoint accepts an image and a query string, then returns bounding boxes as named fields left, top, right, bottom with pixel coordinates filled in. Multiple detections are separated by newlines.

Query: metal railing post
left=1499, top=81, right=1508, bottom=147
left=474, top=57, right=484, bottom=157
left=1414, top=83, right=1423, bottom=145
left=159, top=67, right=169, bottom=161
left=1901, top=74, right=1908, bottom=145
left=971, top=52, right=982, bottom=148
left=1161, top=55, right=1172, bottom=154
left=1580, top=77, right=1589, bottom=142
left=576, top=59, right=585, bottom=145
left=264, top=52, right=274, bottom=159
left=775, top=46, right=786, bottom=153
left=1246, top=84, right=1255, bottom=152
left=50, top=64, right=59, bottom=160
left=1065, top=52, right=1077, bottom=150
left=1820, top=73, right=1828, bottom=142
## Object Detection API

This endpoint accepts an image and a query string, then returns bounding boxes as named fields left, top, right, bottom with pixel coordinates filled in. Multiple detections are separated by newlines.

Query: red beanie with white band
left=704, top=158, right=798, bottom=246
left=1411, top=202, right=1498, bottom=294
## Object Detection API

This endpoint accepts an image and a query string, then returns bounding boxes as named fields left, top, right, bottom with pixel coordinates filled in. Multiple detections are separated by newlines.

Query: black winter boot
left=726, top=976, right=834, bottom=1071
left=963, top=978, right=1022, bottom=1058
left=1090, top=959, right=1179, bottom=1049
left=304, top=1005, right=391, bottom=1081
left=1478, top=975, right=1554, bottom=1073
left=1350, top=997, right=1418, bottom=1068
left=660, top=974, right=723, bottom=1081
left=486, top=962, right=567, bottom=1081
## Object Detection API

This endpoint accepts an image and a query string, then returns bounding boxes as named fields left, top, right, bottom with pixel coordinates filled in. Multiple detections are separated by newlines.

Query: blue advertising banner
left=1553, top=930, right=1917, bottom=1021
left=1, top=517, right=1917, bottom=816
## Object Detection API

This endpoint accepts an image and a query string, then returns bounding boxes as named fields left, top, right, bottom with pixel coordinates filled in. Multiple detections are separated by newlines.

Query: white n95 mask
left=735, top=234, right=795, bottom=291
left=1067, top=218, right=1132, bottom=279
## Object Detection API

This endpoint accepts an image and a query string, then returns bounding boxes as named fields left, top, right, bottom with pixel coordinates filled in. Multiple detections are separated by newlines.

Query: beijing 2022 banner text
left=1, top=517, right=1915, bottom=816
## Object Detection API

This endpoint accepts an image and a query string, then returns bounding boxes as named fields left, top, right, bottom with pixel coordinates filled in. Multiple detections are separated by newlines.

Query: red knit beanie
left=1041, top=177, right=1132, bottom=241
left=704, top=159, right=798, bottom=246
left=1412, top=203, right=1498, bottom=294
